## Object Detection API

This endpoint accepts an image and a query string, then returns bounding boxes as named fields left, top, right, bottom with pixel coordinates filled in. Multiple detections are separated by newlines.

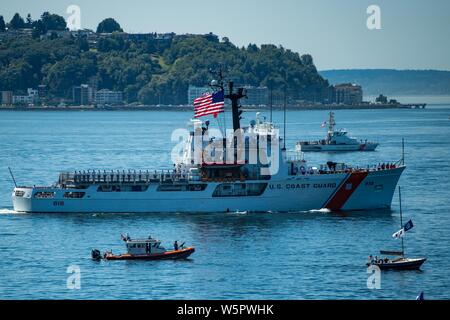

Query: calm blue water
left=0, top=106, right=449, bottom=299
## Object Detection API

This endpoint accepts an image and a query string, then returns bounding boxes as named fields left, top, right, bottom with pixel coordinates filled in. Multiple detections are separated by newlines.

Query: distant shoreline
left=0, top=103, right=427, bottom=111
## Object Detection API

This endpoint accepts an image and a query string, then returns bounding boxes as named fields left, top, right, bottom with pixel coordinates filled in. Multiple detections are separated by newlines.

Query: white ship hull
left=12, top=166, right=404, bottom=213
left=298, top=142, right=378, bottom=152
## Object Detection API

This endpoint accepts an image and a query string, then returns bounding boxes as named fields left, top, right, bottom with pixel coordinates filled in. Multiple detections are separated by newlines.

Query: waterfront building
left=333, top=83, right=363, bottom=105
left=12, top=88, right=39, bottom=105
left=94, top=89, right=123, bottom=105
left=37, top=85, right=47, bottom=100
left=72, top=84, right=94, bottom=105
left=12, top=95, right=30, bottom=105
left=1, top=91, right=13, bottom=105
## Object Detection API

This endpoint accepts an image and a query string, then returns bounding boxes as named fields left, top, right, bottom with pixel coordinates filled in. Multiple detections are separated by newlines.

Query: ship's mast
left=209, top=68, right=226, bottom=134
left=225, top=82, right=245, bottom=133
left=210, top=69, right=245, bottom=133
left=399, top=186, right=405, bottom=256
left=327, top=111, right=335, bottom=140
left=208, top=69, right=246, bottom=164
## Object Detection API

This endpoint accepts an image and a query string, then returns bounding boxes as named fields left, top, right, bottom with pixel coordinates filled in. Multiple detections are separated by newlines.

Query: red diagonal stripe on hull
left=325, top=171, right=369, bottom=210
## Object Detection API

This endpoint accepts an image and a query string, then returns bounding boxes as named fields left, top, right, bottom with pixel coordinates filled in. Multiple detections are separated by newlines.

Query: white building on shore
left=12, top=88, right=39, bottom=105
left=94, top=89, right=123, bottom=105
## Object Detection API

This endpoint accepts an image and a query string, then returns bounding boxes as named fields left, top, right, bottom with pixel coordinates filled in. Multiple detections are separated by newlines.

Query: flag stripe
left=194, top=98, right=213, bottom=105
left=195, top=108, right=224, bottom=117
left=194, top=101, right=214, bottom=109
left=195, top=108, right=224, bottom=116
left=195, top=110, right=224, bottom=118
left=195, top=102, right=224, bottom=112
left=195, top=105, right=224, bottom=113
left=194, top=94, right=212, bottom=103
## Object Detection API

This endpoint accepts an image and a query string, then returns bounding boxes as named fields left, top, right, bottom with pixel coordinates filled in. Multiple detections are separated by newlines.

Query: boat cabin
left=125, top=238, right=166, bottom=255
left=328, top=129, right=359, bottom=145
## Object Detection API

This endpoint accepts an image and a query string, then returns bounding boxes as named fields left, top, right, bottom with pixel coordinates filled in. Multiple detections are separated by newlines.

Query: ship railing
left=315, top=162, right=401, bottom=175
left=15, top=185, right=55, bottom=190
left=58, top=170, right=194, bottom=186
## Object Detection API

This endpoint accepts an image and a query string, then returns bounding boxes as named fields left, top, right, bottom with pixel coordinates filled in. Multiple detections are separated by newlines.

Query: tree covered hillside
left=0, top=12, right=329, bottom=104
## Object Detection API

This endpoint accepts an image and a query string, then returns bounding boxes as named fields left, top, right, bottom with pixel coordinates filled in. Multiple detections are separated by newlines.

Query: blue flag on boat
left=403, top=219, right=414, bottom=232
left=392, top=219, right=414, bottom=239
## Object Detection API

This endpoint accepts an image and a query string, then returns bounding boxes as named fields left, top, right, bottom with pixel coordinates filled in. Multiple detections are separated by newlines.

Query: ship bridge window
left=63, top=192, right=85, bottom=199
left=188, top=184, right=207, bottom=191
left=97, top=185, right=149, bottom=192
left=212, top=183, right=267, bottom=197
left=157, top=184, right=206, bottom=192
left=34, top=191, right=55, bottom=199
left=14, top=190, right=25, bottom=197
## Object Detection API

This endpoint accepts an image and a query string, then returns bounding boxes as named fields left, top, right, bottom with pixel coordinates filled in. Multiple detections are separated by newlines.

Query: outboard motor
left=91, top=249, right=102, bottom=260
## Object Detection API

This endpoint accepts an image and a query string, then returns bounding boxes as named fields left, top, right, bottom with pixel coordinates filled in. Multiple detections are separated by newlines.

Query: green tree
left=0, top=59, right=34, bottom=90
left=40, top=12, right=67, bottom=30
left=31, top=20, right=46, bottom=38
left=96, top=18, right=123, bottom=33
left=9, top=13, right=26, bottom=29
left=0, top=16, right=6, bottom=32
left=97, top=34, right=127, bottom=52
left=76, top=37, right=89, bottom=52
left=43, top=55, right=96, bottom=97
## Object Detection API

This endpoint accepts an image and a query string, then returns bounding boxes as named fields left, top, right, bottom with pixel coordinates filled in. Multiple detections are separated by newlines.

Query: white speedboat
left=12, top=81, right=402, bottom=213
left=296, top=112, right=378, bottom=152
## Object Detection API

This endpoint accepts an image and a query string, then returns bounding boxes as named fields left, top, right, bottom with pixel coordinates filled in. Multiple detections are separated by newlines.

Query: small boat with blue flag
left=367, top=187, right=426, bottom=270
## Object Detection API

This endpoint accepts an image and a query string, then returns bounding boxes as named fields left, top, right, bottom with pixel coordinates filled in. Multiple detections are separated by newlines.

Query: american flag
left=194, top=90, right=225, bottom=118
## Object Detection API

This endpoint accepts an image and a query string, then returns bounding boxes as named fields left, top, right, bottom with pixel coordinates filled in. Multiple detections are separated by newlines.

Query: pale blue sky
left=1, top=0, right=449, bottom=70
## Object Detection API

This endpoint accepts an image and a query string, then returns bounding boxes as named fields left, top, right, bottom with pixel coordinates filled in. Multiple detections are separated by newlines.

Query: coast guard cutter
left=12, top=79, right=404, bottom=213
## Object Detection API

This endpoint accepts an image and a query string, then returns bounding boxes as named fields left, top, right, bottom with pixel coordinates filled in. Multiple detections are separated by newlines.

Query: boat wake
left=308, top=208, right=331, bottom=214
left=0, top=208, right=19, bottom=214
left=227, top=210, right=248, bottom=215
